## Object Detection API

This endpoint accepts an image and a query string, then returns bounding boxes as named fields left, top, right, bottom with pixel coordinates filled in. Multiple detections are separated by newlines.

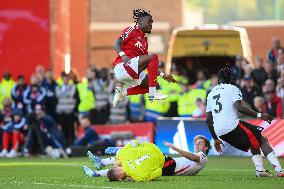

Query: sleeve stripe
left=121, top=27, right=134, bottom=40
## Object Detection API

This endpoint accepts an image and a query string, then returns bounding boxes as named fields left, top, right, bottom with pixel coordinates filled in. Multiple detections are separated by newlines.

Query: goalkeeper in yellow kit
left=82, top=136, right=211, bottom=182
left=82, top=140, right=166, bottom=181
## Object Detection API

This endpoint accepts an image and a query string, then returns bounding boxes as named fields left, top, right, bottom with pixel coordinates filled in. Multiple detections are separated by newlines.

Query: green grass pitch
left=0, top=156, right=283, bottom=189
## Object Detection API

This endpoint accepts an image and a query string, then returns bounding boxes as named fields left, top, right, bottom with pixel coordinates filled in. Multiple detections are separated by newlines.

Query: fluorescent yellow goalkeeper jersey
left=116, top=141, right=165, bottom=181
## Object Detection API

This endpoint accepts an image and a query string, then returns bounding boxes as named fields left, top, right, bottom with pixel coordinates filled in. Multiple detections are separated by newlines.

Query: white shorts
left=113, top=56, right=146, bottom=87
left=173, top=157, right=204, bottom=176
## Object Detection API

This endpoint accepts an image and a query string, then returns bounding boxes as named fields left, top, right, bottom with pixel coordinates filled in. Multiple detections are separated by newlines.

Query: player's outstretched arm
left=234, top=100, right=273, bottom=124
left=163, top=141, right=201, bottom=163
left=206, top=112, right=222, bottom=153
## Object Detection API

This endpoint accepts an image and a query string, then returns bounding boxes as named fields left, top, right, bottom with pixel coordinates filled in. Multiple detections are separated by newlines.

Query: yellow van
left=165, top=26, right=252, bottom=80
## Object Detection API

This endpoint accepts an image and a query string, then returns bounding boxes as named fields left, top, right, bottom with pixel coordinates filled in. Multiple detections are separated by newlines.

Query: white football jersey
left=206, top=84, right=242, bottom=136
left=173, top=152, right=207, bottom=176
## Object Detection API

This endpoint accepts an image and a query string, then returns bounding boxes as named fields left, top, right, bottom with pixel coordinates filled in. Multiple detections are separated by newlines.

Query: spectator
left=251, top=56, right=267, bottom=88
left=11, top=75, right=27, bottom=113
left=231, top=55, right=244, bottom=80
left=192, top=98, right=206, bottom=118
left=77, top=68, right=95, bottom=122
left=253, top=96, right=265, bottom=113
left=73, top=114, right=100, bottom=146
left=196, top=70, right=207, bottom=89
left=241, top=75, right=262, bottom=110
left=35, top=65, right=45, bottom=82
left=163, top=64, right=182, bottom=117
left=23, top=104, right=66, bottom=156
left=263, top=79, right=276, bottom=94
left=55, top=72, right=76, bottom=146
left=108, top=94, right=128, bottom=124
left=206, top=74, right=218, bottom=94
left=0, top=72, right=15, bottom=110
left=144, top=94, right=170, bottom=122
left=264, top=62, right=278, bottom=85
left=268, top=37, right=284, bottom=65
left=263, top=89, right=282, bottom=118
left=128, top=94, right=144, bottom=122
left=241, top=59, right=252, bottom=77
left=276, top=49, right=284, bottom=75
left=177, top=82, right=207, bottom=117
left=92, top=68, right=114, bottom=124
left=0, top=98, right=13, bottom=150
left=0, top=98, right=13, bottom=124
left=276, top=77, right=284, bottom=117
left=23, top=75, right=46, bottom=114
left=41, top=69, right=57, bottom=119
left=0, top=109, right=27, bottom=158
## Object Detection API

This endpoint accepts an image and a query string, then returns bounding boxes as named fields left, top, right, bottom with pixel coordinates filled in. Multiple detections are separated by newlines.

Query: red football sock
left=147, top=54, right=159, bottom=87
left=12, top=131, right=20, bottom=150
left=127, top=86, right=149, bottom=95
left=2, top=132, right=11, bottom=150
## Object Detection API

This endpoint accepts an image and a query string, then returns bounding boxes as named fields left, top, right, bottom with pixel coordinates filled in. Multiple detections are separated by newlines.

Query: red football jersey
left=113, top=26, right=148, bottom=67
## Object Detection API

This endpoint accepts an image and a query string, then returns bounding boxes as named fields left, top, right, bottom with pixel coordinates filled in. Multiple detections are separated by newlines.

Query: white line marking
left=5, top=181, right=137, bottom=189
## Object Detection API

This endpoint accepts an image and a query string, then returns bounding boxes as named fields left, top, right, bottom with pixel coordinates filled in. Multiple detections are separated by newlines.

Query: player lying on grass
left=82, top=135, right=211, bottom=181
left=112, top=9, right=177, bottom=107
left=206, top=64, right=284, bottom=177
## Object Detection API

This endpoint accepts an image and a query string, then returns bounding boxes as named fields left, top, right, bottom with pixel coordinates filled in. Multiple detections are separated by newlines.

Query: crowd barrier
left=85, top=122, right=154, bottom=144
left=84, top=118, right=284, bottom=157
left=155, top=118, right=284, bottom=157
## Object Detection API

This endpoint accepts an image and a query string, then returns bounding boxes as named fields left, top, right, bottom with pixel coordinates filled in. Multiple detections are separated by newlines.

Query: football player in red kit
left=112, top=9, right=177, bottom=107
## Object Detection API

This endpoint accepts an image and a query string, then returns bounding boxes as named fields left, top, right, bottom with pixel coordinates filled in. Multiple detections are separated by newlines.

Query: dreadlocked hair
left=218, top=63, right=234, bottom=84
left=133, top=9, right=151, bottom=26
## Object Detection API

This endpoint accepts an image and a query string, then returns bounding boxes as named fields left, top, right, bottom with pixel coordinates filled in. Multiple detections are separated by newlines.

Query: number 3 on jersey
left=213, top=94, right=222, bottom=113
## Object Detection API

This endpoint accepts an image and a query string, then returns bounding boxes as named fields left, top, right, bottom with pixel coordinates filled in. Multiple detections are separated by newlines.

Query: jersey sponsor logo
left=135, top=154, right=150, bottom=165
left=135, top=41, right=146, bottom=53
left=127, top=160, right=136, bottom=170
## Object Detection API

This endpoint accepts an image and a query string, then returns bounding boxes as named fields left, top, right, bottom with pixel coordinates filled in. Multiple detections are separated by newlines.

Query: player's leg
left=6, top=130, right=20, bottom=158
left=82, top=165, right=109, bottom=177
left=260, top=137, right=284, bottom=176
left=219, top=121, right=272, bottom=177
left=126, top=75, right=149, bottom=95
left=0, top=132, right=11, bottom=157
left=113, top=76, right=126, bottom=107
left=250, top=147, right=272, bottom=177
left=87, top=151, right=115, bottom=170
left=138, top=54, right=167, bottom=100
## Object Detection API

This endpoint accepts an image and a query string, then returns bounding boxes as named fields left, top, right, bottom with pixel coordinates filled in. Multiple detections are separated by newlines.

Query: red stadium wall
left=0, top=0, right=49, bottom=80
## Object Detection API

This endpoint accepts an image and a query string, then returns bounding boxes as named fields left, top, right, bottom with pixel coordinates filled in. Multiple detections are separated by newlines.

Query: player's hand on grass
left=214, top=139, right=223, bottom=153
left=261, top=113, right=273, bottom=124
left=122, top=55, right=131, bottom=65
left=163, top=74, right=178, bottom=83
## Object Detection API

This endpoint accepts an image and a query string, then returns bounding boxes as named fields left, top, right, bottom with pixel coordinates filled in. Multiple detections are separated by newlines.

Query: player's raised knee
left=150, top=54, right=158, bottom=61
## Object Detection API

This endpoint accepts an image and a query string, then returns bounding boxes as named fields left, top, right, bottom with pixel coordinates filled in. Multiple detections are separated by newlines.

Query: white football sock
left=267, top=151, right=282, bottom=172
left=149, top=87, right=156, bottom=96
left=252, top=154, right=265, bottom=171
left=101, top=157, right=115, bottom=166
left=96, top=169, right=109, bottom=177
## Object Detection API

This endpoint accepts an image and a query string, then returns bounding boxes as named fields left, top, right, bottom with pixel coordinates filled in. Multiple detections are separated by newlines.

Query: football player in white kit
left=82, top=135, right=211, bottom=178
left=206, top=65, right=284, bottom=177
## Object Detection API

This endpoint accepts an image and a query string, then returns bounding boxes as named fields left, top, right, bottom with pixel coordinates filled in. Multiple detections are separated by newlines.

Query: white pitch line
left=0, top=162, right=256, bottom=172
left=206, top=168, right=253, bottom=172
left=0, top=162, right=82, bottom=167
left=5, top=181, right=138, bottom=189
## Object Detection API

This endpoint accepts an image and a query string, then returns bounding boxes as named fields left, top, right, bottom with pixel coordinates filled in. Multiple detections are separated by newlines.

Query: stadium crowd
left=0, top=37, right=283, bottom=158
